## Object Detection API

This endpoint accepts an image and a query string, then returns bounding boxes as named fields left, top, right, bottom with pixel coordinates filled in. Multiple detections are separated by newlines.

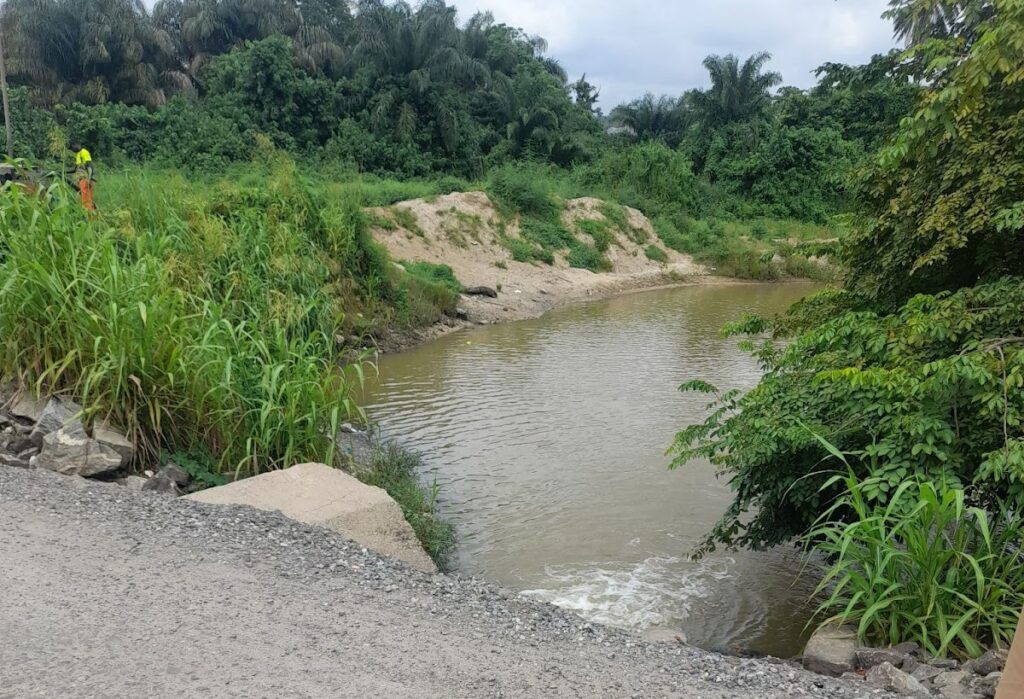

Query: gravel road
left=0, top=468, right=882, bottom=698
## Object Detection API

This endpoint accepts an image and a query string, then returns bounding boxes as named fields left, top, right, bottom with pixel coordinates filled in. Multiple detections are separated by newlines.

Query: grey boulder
left=92, top=421, right=133, bottom=467
left=866, top=662, right=931, bottom=697
left=856, top=647, right=910, bottom=670
left=33, top=423, right=122, bottom=478
left=28, top=397, right=83, bottom=448
left=802, top=624, right=858, bottom=676
left=965, top=650, right=1007, bottom=677
left=142, top=471, right=182, bottom=496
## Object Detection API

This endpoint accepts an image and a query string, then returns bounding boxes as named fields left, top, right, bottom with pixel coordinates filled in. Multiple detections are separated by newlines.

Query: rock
left=938, top=685, right=975, bottom=699
left=33, top=423, right=122, bottom=478
left=802, top=624, right=858, bottom=676
left=978, top=672, right=1002, bottom=698
left=965, top=650, right=1007, bottom=676
left=0, top=452, right=32, bottom=468
left=911, top=664, right=944, bottom=683
left=92, top=421, right=133, bottom=467
left=934, top=670, right=968, bottom=688
left=902, top=656, right=921, bottom=674
left=932, top=658, right=961, bottom=670
left=463, top=286, right=498, bottom=298
left=31, top=397, right=82, bottom=435
left=857, top=647, right=910, bottom=670
left=142, top=471, right=181, bottom=496
left=840, top=672, right=864, bottom=682
left=120, top=475, right=147, bottom=491
left=158, top=462, right=190, bottom=487
left=892, top=641, right=922, bottom=657
left=187, top=462, right=437, bottom=573
left=866, top=662, right=931, bottom=697
left=8, top=394, right=47, bottom=423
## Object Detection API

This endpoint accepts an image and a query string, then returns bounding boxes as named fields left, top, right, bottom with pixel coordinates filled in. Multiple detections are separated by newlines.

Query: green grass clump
left=357, top=443, right=456, bottom=568
left=403, top=261, right=463, bottom=295
left=645, top=244, right=668, bottom=263
left=577, top=219, right=614, bottom=252
left=391, top=206, right=424, bottom=237
left=520, top=218, right=576, bottom=250
left=504, top=236, right=554, bottom=265
left=599, top=201, right=647, bottom=244
left=567, top=244, right=612, bottom=272
left=806, top=470, right=1024, bottom=659
left=487, top=164, right=562, bottom=221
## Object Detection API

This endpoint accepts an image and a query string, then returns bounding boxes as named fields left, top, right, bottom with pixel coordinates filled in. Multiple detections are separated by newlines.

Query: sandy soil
left=370, top=192, right=709, bottom=327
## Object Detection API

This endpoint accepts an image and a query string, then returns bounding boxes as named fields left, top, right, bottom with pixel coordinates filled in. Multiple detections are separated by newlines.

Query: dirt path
left=0, top=468, right=875, bottom=699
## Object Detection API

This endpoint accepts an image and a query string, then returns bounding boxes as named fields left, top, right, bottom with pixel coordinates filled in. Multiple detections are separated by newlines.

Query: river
left=361, top=282, right=819, bottom=658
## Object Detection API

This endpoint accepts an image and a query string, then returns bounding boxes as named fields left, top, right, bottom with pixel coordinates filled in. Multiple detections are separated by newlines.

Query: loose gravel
left=0, top=468, right=885, bottom=698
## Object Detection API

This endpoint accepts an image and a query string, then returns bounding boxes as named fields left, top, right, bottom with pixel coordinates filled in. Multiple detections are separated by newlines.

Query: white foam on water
left=521, top=556, right=735, bottom=630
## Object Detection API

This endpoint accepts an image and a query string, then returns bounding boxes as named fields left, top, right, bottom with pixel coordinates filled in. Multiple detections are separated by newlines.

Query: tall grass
left=0, top=179, right=364, bottom=475
left=0, top=158, right=461, bottom=477
left=805, top=470, right=1024, bottom=658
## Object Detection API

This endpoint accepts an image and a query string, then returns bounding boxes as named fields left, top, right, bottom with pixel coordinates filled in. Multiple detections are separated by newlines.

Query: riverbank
left=0, top=466, right=875, bottom=698
left=368, top=191, right=829, bottom=353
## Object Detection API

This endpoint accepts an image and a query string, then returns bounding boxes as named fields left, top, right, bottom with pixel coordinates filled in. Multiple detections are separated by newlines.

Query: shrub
left=403, top=261, right=463, bottom=294
left=567, top=244, right=611, bottom=272
left=645, top=244, right=668, bottom=263
left=806, top=469, right=1024, bottom=659
left=672, top=278, right=1024, bottom=552
left=577, top=219, right=614, bottom=252
left=487, top=164, right=562, bottom=221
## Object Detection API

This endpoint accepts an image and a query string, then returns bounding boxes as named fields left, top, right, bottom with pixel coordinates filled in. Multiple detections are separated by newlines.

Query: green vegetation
left=672, top=0, right=1024, bottom=655
left=806, top=468, right=1024, bottom=658
left=644, top=245, right=668, bottom=263
left=356, top=443, right=456, bottom=567
left=391, top=207, right=424, bottom=237
left=403, top=261, right=463, bottom=295
left=0, top=158, right=456, bottom=476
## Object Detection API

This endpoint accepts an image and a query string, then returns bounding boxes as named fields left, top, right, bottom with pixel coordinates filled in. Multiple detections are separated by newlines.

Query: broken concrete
left=187, top=463, right=437, bottom=573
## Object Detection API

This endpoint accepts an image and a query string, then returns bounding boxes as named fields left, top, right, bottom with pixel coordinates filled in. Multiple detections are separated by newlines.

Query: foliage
left=403, top=261, right=462, bottom=294
left=356, top=442, right=456, bottom=567
left=644, top=244, right=668, bottom=263
left=806, top=470, right=1024, bottom=658
left=672, top=278, right=1024, bottom=551
left=845, top=0, right=1024, bottom=307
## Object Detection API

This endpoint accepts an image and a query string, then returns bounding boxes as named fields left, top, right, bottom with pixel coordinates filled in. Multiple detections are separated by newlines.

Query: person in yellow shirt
left=70, top=141, right=96, bottom=211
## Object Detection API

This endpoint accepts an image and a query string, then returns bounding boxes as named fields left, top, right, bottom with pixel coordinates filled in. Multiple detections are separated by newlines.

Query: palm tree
left=4, top=0, right=191, bottom=106
left=690, top=51, right=782, bottom=127
left=609, top=93, right=685, bottom=144
left=355, top=0, right=487, bottom=150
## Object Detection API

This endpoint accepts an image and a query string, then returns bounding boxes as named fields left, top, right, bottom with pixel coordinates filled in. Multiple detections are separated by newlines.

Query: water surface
left=361, top=282, right=819, bottom=657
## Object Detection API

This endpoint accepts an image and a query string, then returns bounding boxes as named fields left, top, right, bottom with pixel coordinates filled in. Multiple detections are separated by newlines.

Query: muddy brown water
left=361, top=282, right=821, bottom=658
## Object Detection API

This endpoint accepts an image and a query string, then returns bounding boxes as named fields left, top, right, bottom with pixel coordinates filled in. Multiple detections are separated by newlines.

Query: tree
left=689, top=51, right=782, bottom=127
left=3, top=0, right=190, bottom=106
left=608, top=93, right=685, bottom=145
left=885, top=0, right=995, bottom=45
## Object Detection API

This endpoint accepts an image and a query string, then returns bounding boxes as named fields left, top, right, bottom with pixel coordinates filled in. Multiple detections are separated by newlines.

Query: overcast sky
left=445, top=0, right=898, bottom=108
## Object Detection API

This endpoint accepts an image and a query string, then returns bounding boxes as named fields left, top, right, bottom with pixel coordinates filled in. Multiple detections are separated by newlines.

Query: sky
left=446, top=0, right=898, bottom=108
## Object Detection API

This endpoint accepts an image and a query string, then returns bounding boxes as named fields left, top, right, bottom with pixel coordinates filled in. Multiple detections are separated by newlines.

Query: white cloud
left=447, top=0, right=897, bottom=107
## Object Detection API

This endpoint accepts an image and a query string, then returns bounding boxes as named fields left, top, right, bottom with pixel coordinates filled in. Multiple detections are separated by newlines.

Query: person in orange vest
left=70, top=141, right=96, bottom=211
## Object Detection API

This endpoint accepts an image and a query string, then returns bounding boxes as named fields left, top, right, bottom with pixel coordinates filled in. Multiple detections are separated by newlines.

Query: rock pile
left=802, top=625, right=1007, bottom=697
left=0, top=385, right=193, bottom=493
